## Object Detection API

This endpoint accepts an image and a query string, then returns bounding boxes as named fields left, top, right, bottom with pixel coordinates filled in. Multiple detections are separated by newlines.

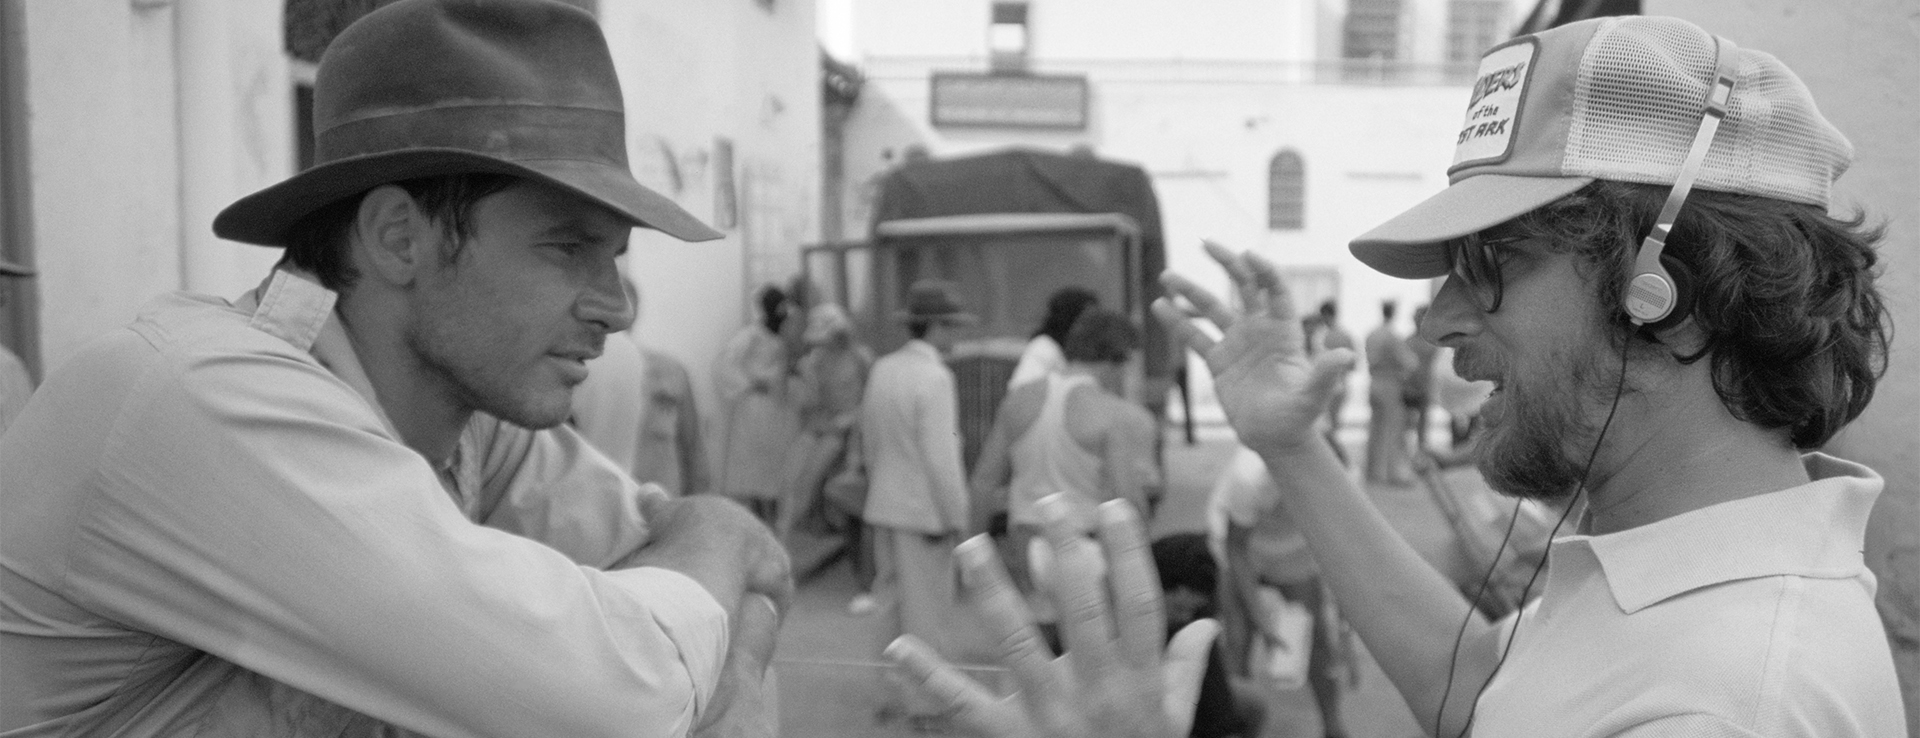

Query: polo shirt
left=1475, top=454, right=1905, bottom=736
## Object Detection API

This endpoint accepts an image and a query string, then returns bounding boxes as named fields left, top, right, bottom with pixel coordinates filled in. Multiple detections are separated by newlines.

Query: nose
left=1419, top=276, right=1480, bottom=348
left=578, top=260, right=635, bottom=334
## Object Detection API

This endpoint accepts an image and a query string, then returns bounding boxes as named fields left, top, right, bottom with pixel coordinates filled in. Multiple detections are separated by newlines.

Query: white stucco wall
left=600, top=0, right=820, bottom=414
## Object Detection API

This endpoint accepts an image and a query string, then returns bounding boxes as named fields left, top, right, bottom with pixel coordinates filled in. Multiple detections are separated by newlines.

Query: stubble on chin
left=1472, top=348, right=1624, bottom=502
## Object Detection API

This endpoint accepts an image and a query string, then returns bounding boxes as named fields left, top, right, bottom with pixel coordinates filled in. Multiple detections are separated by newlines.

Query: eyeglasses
left=1447, top=233, right=1520, bottom=313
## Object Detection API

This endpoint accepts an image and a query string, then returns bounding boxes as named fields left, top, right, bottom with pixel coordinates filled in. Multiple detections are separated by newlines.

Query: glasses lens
left=1450, top=237, right=1503, bottom=312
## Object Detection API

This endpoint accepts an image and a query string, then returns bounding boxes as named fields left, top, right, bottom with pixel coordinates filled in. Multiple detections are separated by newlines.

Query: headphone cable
left=1440, top=340, right=1632, bottom=738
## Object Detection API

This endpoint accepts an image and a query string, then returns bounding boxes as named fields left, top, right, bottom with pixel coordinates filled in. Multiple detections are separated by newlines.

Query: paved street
left=769, top=422, right=1478, bottom=738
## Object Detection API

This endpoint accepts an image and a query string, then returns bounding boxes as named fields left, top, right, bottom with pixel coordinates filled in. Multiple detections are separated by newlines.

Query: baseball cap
left=1350, top=15, right=1853, bottom=279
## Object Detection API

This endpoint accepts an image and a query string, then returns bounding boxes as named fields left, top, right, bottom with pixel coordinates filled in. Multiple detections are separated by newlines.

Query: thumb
left=1162, top=618, right=1221, bottom=737
left=1306, top=348, right=1357, bottom=409
left=732, top=593, right=782, bottom=678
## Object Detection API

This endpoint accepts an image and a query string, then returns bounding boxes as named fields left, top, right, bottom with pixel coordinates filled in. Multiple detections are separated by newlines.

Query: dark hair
left=1035, top=287, right=1101, bottom=344
left=1512, top=180, right=1890, bottom=449
left=1318, top=299, right=1338, bottom=320
left=1380, top=300, right=1397, bottom=319
left=906, top=319, right=932, bottom=340
left=757, top=285, right=788, bottom=334
left=1061, top=309, right=1140, bottom=364
left=1150, top=533, right=1218, bottom=599
left=280, top=173, right=521, bottom=292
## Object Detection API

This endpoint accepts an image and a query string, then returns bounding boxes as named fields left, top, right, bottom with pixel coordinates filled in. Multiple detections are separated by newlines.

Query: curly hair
left=280, top=173, right=521, bottom=292
left=1509, top=180, right=1890, bottom=449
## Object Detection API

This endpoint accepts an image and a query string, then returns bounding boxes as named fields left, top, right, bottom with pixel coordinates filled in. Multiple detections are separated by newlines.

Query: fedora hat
left=895, top=280, right=976, bottom=325
left=213, top=0, right=720, bottom=246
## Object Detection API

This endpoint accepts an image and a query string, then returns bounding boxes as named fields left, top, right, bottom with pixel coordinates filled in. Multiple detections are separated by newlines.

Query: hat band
left=316, top=105, right=629, bottom=168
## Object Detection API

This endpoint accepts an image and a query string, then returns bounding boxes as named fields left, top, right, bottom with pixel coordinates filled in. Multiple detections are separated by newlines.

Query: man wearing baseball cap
left=0, top=1, right=788, bottom=736
left=877, top=14, right=1904, bottom=738
left=1160, top=14, right=1902, bottom=738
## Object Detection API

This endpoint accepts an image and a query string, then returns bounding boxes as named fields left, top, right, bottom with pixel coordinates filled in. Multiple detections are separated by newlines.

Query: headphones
left=1622, top=38, right=1739, bottom=333
left=1437, top=36, right=1744, bottom=738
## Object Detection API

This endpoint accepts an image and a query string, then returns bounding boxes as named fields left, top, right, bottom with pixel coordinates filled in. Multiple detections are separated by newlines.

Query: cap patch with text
left=1452, top=39, right=1536, bottom=171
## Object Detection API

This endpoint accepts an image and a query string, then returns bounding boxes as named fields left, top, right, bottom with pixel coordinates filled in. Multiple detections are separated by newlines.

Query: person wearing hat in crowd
left=0, top=258, right=35, bottom=436
left=773, top=302, right=873, bottom=543
left=886, top=14, right=1903, bottom=738
left=569, top=274, right=712, bottom=496
left=859, top=278, right=977, bottom=730
left=0, top=1, right=790, bottom=736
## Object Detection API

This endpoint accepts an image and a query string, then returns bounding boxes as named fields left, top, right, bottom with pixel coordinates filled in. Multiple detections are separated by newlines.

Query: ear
left=351, top=185, right=432, bottom=286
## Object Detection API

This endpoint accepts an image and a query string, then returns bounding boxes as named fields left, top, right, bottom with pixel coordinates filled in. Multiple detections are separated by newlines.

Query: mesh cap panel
left=1564, top=16, right=1850, bottom=207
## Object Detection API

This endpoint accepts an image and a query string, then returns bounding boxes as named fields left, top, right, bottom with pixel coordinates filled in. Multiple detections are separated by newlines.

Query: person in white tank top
left=971, top=309, right=1161, bottom=628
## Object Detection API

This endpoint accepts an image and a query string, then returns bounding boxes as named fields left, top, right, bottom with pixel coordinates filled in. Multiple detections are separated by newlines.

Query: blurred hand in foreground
left=884, top=496, right=1218, bottom=738
left=1152, top=241, right=1357, bottom=456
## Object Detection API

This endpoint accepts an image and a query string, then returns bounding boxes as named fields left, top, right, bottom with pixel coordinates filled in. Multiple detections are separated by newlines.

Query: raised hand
left=1152, top=241, right=1356, bottom=456
left=884, top=497, right=1218, bottom=738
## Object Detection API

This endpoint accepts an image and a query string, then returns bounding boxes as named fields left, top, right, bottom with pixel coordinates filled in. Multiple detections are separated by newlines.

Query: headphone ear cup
left=1641, top=254, right=1696, bottom=333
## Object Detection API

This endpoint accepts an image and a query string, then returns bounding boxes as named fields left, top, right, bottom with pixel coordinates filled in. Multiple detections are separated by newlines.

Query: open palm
left=1154, top=242, right=1354, bottom=456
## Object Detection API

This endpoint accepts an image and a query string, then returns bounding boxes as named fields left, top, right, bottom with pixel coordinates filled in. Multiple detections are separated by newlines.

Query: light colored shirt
left=1007, top=373, right=1103, bottom=528
left=0, top=268, right=726, bottom=738
left=1006, top=334, right=1065, bottom=390
left=861, top=340, right=969, bottom=533
left=1476, top=453, right=1906, bottom=737
left=1207, top=446, right=1318, bottom=583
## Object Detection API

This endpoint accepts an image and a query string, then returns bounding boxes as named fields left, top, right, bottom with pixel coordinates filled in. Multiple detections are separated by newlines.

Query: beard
left=1469, top=340, right=1625, bottom=501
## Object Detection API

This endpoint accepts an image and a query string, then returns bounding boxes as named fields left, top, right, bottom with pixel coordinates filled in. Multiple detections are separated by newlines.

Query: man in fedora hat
left=0, top=1, right=789, bottom=736
left=0, top=257, right=33, bottom=435
left=885, top=14, right=1904, bottom=738
left=858, top=278, right=977, bottom=728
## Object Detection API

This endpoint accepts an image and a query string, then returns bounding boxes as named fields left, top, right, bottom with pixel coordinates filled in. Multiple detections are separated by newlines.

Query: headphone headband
left=1624, top=37, right=1739, bottom=327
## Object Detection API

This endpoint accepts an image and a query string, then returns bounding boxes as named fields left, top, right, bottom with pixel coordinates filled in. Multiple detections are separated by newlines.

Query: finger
left=731, top=594, right=783, bottom=676
left=954, top=535, right=1059, bottom=688
left=1036, top=495, right=1120, bottom=673
left=1235, top=253, right=1274, bottom=319
left=1151, top=299, right=1217, bottom=357
left=1095, top=500, right=1165, bottom=667
left=745, top=529, right=798, bottom=616
left=885, top=635, right=1027, bottom=738
left=1161, top=619, right=1221, bottom=738
left=1201, top=240, right=1252, bottom=291
left=1242, top=251, right=1297, bottom=322
left=1308, top=348, right=1361, bottom=413
left=1159, top=272, right=1235, bottom=332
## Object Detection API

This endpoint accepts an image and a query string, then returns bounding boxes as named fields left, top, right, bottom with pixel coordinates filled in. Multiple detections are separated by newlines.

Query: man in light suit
left=860, top=280, right=975, bottom=729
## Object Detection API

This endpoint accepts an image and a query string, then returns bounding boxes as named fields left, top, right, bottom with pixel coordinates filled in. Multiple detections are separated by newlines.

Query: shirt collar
left=1555, top=452, right=1882, bottom=614
left=238, top=267, right=407, bottom=446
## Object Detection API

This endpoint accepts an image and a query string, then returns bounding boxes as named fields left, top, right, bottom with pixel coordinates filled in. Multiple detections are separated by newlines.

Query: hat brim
left=1349, top=174, right=1593, bottom=279
left=213, top=149, right=722, bottom=246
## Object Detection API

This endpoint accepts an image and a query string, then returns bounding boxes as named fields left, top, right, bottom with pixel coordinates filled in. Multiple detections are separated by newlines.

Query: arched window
left=1268, top=149, right=1305, bottom=230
